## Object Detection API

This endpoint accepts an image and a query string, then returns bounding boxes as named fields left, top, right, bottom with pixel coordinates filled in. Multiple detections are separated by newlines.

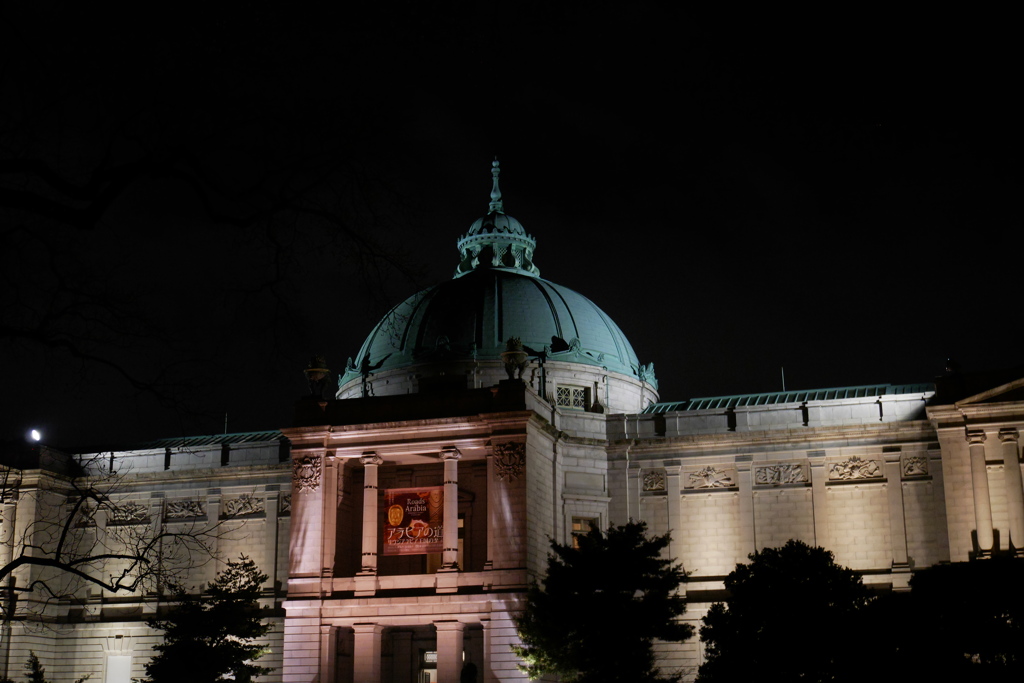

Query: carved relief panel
left=685, top=466, right=736, bottom=489
left=755, top=463, right=808, bottom=486
left=642, top=469, right=666, bottom=492
left=827, top=456, right=883, bottom=481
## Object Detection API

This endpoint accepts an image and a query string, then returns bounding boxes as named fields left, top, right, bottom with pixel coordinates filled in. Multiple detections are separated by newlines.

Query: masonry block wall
left=825, top=484, right=890, bottom=570
left=525, top=425, right=556, bottom=579
left=753, top=487, right=815, bottom=550
left=677, top=491, right=743, bottom=577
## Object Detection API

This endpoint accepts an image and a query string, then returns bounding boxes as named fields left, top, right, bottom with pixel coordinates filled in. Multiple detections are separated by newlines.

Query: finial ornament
left=454, top=159, right=540, bottom=279
left=489, top=158, right=503, bottom=213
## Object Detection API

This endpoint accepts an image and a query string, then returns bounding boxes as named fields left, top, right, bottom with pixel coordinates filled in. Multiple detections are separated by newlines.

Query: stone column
left=480, top=618, right=495, bottom=683
left=319, top=624, right=338, bottom=683
left=434, top=620, right=465, bottom=683
left=352, top=623, right=384, bottom=683
left=359, top=452, right=384, bottom=574
left=808, top=454, right=829, bottom=551
left=999, top=428, right=1024, bottom=551
left=735, top=456, right=755, bottom=555
left=968, top=430, right=994, bottom=554
left=440, top=447, right=462, bottom=571
left=883, top=453, right=911, bottom=588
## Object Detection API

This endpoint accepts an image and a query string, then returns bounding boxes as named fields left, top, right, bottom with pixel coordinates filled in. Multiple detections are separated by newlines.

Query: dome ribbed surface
left=349, top=269, right=640, bottom=379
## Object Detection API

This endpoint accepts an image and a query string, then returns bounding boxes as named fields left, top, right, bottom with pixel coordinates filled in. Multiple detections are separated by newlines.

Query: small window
left=571, top=517, right=597, bottom=549
left=556, top=385, right=588, bottom=410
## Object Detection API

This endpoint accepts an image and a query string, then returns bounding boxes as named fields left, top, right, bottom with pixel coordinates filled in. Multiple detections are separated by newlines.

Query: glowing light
left=29, top=429, right=42, bottom=442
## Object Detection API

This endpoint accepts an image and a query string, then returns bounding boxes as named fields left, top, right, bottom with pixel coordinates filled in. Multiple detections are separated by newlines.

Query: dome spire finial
left=488, top=158, right=504, bottom=214
left=455, top=159, right=539, bottom=279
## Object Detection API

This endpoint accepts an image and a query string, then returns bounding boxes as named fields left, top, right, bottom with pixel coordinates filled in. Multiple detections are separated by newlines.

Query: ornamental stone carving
left=642, top=469, right=666, bottom=491
left=755, top=463, right=807, bottom=485
left=75, top=503, right=97, bottom=528
left=293, top=455, right=322, bottom=493
left=109, top=502, right=149, bottom=524
left=223, top=494, right=264, bottom=517
left=902, top=456, right=928, bottom=477
left=828, top=457, right=882, bottom=481
left=492, top=441, right=526, bottom=482
left=165, top=500, right=205, bottom=519
left=280, top=495, right=292, bottom=514
left=688, top=466, right=736, bottom=489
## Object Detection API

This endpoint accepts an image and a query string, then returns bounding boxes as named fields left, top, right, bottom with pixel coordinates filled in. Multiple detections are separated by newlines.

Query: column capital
left=433, top=619, right=466, bottom=632
left=998, top=427, right=1020, bottom=444
left=967, top=429, right=987, bottom=445
left=440, top=446, right=462, bottom=461
left=361, top=452, right=384, bottom=467
left=882, top=452, right=903, bottom=465
left=352, top=622, right=385, bottom=635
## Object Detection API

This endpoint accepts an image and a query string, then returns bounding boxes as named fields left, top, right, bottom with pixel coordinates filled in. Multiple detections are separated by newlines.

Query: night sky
left=2, top=6, right=1020, bottom=449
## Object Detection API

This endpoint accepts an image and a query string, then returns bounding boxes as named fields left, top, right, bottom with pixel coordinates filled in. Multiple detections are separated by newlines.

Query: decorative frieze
left=223, top=494, right=264, bottom=517
left=108, top=502, right=149, bottom=524
left=902, top=455, right=928, bottom=477
left=165, top=500, right=205, bottom=520
left=293, top=455, right=322, bottom=493
left=828, top=457, right=883, bottom=481
left=642, top=469, right=666, bottom=491
left=687, top=466, right=736, bottom=489
left=280, top=495, right=292, bottom=515
left=755, top=463, right=807, bottom=486
left=492, top=441, right=526, bottom=482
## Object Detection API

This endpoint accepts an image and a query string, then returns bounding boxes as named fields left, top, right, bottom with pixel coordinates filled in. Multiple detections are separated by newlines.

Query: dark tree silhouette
left=144, top=555, right=271, bottom=683
left=869, top=557, right=1024, bottom=683
left=698, top=540, right=870, bottom=683
left=514, top=521, right=693, bottom=683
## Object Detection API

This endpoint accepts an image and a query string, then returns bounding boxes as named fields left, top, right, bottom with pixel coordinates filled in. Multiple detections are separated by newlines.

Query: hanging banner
left=383, top=486, right=444, bottom=555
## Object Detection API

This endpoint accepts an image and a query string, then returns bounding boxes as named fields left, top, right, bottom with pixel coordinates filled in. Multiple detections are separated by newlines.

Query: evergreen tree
left=24, top=653, right=44, bottom=683
left=513, top=521, right=693, bottom=683
left=871, top=557, right=1024, bottom=682
left=9, top=653, right=89, bottom=683
left=145, top=555, right=271, bottom=683
left=697, top=540, right=870, bottom=683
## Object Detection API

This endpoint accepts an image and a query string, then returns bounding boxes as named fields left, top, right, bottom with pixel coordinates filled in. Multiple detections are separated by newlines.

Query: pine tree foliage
left=7, top=653, right=89, bottom=683
left=513, top=521, right=693, bottom=683
left=697, top=540, right=870, bottom=683
left=144, top=555, right=272, bottom=683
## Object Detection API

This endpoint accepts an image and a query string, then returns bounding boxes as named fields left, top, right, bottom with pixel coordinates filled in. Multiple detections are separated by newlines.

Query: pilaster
left=808, top=454, right=829, bottom=551
left=968, top=430, right=994, bottom=555
left=998, top=428, right=1024, bottom=552
left=883, top=452, right=911, bottom=589
left=735, top=455, right=755, bottom=555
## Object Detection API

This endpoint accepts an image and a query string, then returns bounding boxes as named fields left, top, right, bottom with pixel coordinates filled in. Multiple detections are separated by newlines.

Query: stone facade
left=5, top=366, right=1023, bottom=683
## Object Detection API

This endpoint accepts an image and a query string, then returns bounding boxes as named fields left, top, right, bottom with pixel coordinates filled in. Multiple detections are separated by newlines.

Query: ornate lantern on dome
left=304, top=355, right=330, bottom=399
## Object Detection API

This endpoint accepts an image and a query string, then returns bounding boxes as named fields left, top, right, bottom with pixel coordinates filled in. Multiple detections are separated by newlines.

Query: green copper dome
left=337, top=161, right=654, bottom=393
left=341, top=268, right=642, bottom=383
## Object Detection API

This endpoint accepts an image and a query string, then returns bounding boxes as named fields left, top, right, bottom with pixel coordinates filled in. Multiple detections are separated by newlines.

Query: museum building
left=2, top=162, right=1023, bottom=682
